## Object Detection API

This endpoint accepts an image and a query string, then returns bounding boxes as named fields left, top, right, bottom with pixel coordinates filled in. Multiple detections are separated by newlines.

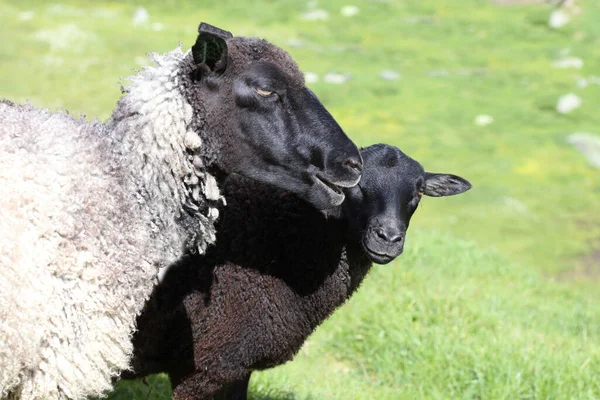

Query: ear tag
left=198, top=22, right=233, bottom=40
left=192, top=22, right=233, bottom=67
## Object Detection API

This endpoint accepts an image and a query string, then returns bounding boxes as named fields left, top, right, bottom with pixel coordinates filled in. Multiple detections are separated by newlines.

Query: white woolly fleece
left=0, top=47, right=222, bottom=400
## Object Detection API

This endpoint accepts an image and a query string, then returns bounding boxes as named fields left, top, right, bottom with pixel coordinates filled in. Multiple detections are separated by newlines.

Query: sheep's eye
left=256, top=88, right=273, bottom=96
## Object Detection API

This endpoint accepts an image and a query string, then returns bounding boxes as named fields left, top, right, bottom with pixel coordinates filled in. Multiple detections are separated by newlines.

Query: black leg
left=212, top=373, right=251, bottom=400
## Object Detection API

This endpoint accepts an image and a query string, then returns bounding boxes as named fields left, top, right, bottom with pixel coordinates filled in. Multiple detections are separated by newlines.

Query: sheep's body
left=126, top=174, right=371, bottom=399
left=0, top=48, right=222, bottom=400
left=126, top=145, right=472, bottom=399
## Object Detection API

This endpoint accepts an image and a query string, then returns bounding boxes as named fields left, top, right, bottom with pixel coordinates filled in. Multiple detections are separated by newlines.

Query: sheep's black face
left=191, top=32, right=362, bottom=210
left=342, top=144, right=472, bottom=265
left=229, top=61, right=363, bottom=209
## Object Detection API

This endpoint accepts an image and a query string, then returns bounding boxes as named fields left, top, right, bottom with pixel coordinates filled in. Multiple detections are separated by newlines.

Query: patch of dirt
left=556, top=250, right=600, bottom=281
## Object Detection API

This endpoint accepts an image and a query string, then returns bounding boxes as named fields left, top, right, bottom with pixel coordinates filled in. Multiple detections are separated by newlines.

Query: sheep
left=123, top=143, right=472, bottom=399
left=0, top=22, right=363, bottom=400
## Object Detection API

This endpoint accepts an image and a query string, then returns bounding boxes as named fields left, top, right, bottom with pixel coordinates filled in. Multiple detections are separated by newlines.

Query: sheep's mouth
left=361, top=239, right=401, bottom=265
left=314, top=175, right=345, bottom=206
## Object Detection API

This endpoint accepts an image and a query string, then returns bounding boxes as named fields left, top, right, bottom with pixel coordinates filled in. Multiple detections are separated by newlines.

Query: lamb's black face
left=191, top=31, right=362, bottom=210
left=342, top=144, right=472, bottom=265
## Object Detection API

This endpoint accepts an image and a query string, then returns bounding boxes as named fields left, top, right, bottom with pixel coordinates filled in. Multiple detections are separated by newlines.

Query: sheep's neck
left=106, top=47, right=223, bottom=263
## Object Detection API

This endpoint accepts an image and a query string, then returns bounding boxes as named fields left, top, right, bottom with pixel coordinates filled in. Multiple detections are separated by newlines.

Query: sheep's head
left=185, top=23, right=362, bottom=210
left=342, top=144, right=472, bottom=264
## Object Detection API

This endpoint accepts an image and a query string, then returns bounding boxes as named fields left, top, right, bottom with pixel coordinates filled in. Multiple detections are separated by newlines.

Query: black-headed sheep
left=0, top=23, right=362, bottom=400
left=124, top=143, right=472, bottom=399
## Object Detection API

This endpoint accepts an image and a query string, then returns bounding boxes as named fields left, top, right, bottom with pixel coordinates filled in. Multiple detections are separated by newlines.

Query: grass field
left=1, top=0, right=599, bottom=398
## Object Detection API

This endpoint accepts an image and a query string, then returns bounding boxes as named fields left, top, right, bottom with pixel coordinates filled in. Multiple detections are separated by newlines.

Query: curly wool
left=0, top=47, right=222, bottom=400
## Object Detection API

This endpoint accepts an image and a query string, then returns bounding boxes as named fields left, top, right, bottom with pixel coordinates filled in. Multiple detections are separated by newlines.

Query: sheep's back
left=0, top=101, right=157, bottom=399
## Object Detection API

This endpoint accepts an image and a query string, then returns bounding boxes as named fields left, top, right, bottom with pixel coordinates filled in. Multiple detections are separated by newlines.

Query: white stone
left=132, top=6, right=149, bottom=25
left=341, top=5, right=360, bottom=17
left=287, top=38, right=305, bottom=48
left=301, top=9, right=329, bottom=21
left=151, top=22, right=164, bottom=32
left=578, top=76, right=600, bottom=88
left=304, top=72, right=319, bottom=84
left=19, top=11, right=34, bottom=21
left=549, top=9, right=570, bottom=29
left=379, top=70, right=400, bottom=81
left=428, top=69, right=449, bottom=77
left=556, top=93, right=582, bottom=114
left=474, top=114, right=494, bottom=126
left=567, top=133, right=600, bottom=168
left=553, top=57, right=583, bottom=69
left=577, top=78, right=588, bottom=88
left=324, top=72, right=349, bottom=84
left=503, top=197, right=527, bottom=214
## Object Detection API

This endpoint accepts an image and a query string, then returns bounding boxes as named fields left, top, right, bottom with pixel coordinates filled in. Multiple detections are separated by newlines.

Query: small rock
left=549, top=9, right=570, bottom=29
left=474, top=114, right=494, bottom=126
left=151, top=22, right=164, bottom=32
left=323, top=72, right=349, bottom=84
left=403, top=15, right=436, bottom=24
left=301, top=9, right=329, bottom=21
left=567, top=133, right=600, bottom=169
left=503, top=197, right=527, bottom=214
left=18, top=11, right=34, bottom=21
left=132, top=6, right=149, bottom=25
left=428, top=69, right=449, bottom=77
left=556, top=93, right=582, bottom=114
left=379, top=70, right=401, bottom=81
left=553, top=57, right=583, bottom=69
left=286, top=38, right=305, bottom=48
left=304, top=72, right=319, bottom=84
left=341, top=5, right=360, bottom=17
left=577, top=76, right=600, bottom=88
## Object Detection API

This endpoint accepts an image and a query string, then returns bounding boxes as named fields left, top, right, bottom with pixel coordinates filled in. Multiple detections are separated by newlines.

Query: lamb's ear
left=422, top=172, right=472, bottom=197
left=192, top=22, right=233, bottom=71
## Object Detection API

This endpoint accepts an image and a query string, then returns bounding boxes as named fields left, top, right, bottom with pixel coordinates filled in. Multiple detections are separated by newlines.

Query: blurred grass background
left=1, top=0, right=599, bottom=398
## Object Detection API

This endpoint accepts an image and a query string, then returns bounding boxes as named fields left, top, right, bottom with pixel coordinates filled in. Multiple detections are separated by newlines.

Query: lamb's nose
left=342, top=156, right=363, bottom=176
left=375, top=227, right=404, bottom=243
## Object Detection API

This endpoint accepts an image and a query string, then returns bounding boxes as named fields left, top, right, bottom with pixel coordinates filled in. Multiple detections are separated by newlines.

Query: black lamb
left=123, top=143, right=472, bottom=399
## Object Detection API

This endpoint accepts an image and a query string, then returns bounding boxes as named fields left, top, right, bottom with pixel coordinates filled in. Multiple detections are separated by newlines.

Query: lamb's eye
left=256, top=88, right=273, bottom=96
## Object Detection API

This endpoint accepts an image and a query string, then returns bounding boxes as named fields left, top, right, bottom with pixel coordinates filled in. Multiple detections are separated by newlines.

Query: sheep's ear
left=422, top=172, right=472, bottom=197
left=192, top=22, right=233, bottom=71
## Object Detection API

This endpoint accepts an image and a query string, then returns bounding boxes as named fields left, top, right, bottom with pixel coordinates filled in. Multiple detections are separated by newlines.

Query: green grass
left=1, top=0, right=599, bottom=398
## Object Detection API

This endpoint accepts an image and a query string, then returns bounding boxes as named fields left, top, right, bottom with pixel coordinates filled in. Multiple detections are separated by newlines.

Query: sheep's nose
left=342, top=156, right=363, bottom=177
left=375, top=227, right=404, bottom=244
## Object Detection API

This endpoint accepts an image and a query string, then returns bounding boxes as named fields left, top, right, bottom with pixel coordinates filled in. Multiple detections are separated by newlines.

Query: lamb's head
left=342, top=144, right=472, bottom=264
left=186, top=23, right=362, bottom=210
